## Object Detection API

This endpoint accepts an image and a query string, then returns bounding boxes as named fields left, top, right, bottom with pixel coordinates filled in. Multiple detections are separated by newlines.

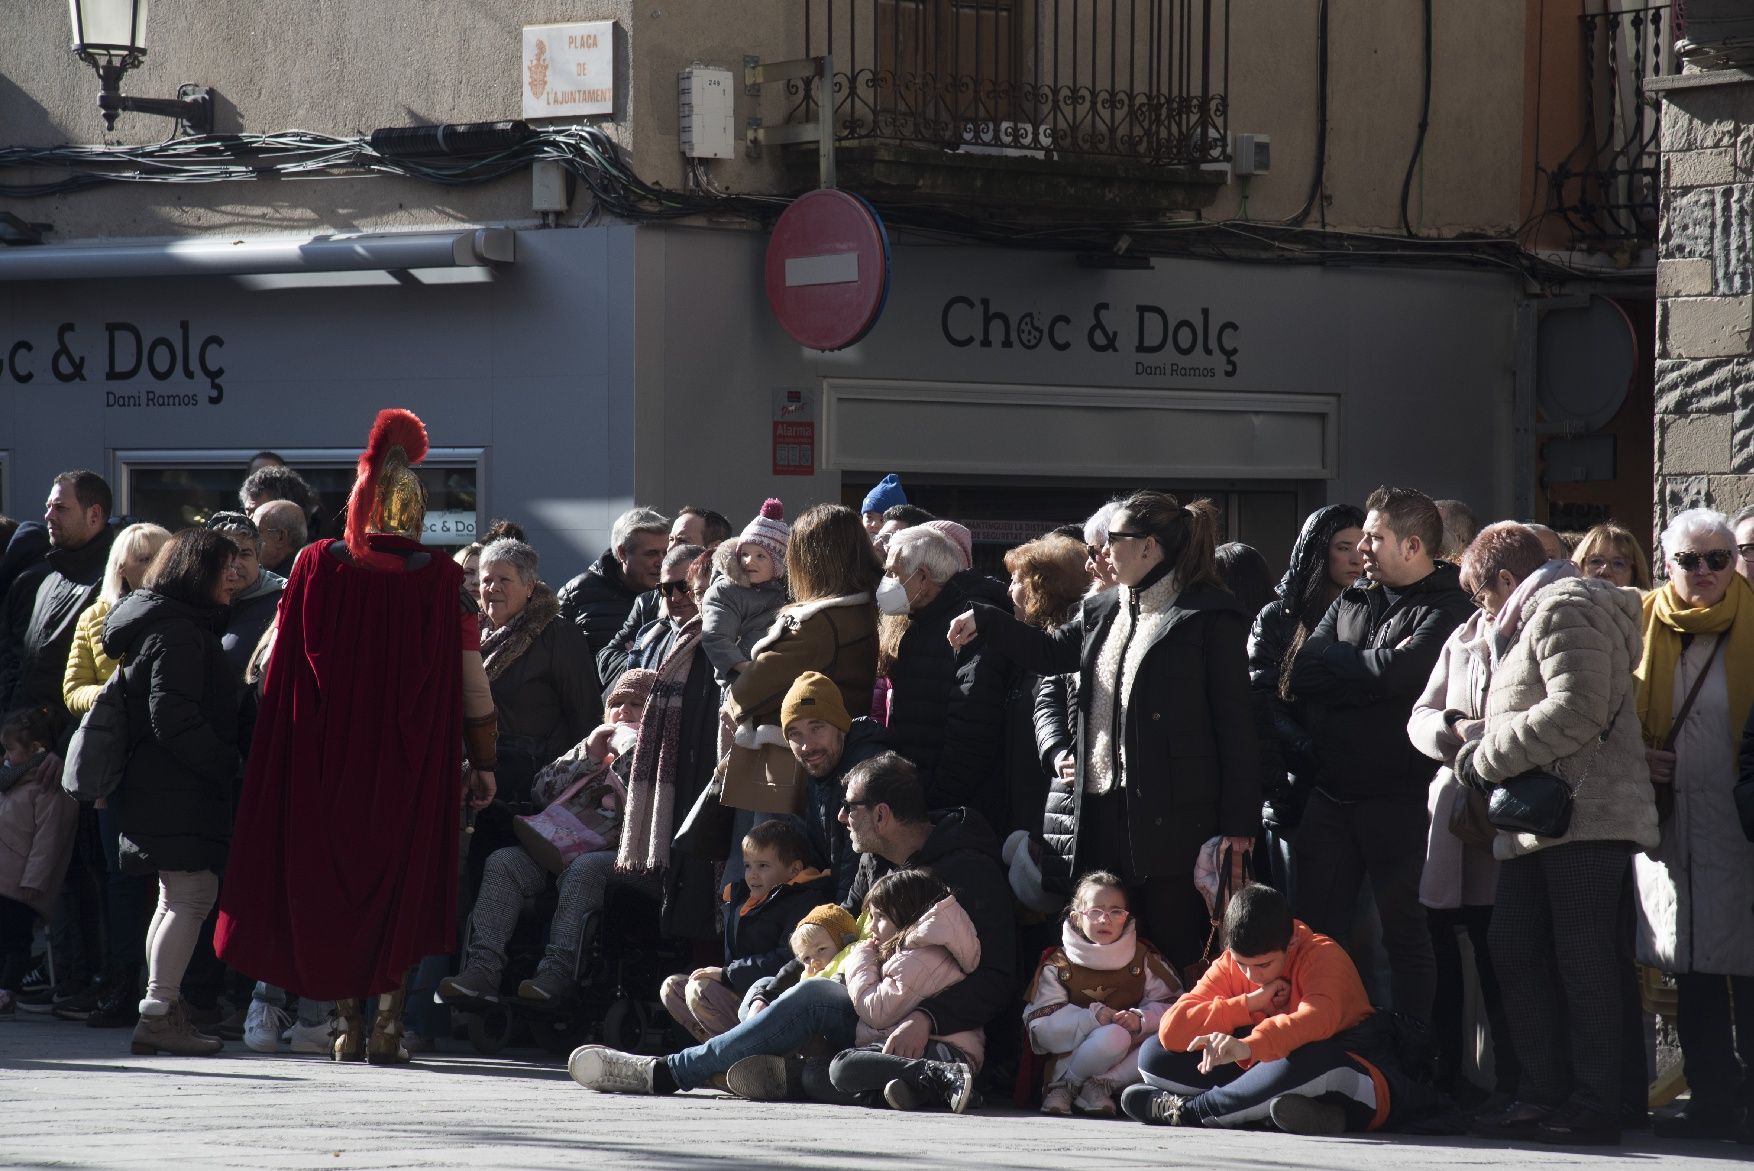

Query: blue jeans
left=666, top=976, right=858, bottom=1091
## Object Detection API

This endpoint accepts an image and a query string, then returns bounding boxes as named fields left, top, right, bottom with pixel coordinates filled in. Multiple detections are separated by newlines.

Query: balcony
left=1550, top=3, right=1673, bottom=243
left=782, top=0, right=1232, bottom=214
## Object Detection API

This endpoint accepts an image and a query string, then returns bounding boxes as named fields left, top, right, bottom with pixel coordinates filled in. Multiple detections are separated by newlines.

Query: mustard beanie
left=801, top=903, right=859, bottom=946
left=780, top=670, right=851, bottom=733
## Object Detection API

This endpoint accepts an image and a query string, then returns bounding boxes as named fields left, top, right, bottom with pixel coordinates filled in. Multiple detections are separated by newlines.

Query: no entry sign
left=764, top=190, right=891, bottom=352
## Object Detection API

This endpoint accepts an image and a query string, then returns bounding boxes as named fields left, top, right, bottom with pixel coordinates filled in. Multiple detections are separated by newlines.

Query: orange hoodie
left=1160, top=921, right=1373, bottom=1066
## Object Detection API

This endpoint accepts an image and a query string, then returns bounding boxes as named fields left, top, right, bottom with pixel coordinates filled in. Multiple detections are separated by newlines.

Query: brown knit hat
left=605, top=668, right=659, bottom=712
left=800, top=903, right=859, bottom=947
left=780, top=671, right=851, bottom=733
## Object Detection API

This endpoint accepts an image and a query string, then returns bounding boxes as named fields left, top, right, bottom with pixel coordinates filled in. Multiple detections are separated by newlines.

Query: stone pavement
left=0, top=1015, right=1743, bottom=1170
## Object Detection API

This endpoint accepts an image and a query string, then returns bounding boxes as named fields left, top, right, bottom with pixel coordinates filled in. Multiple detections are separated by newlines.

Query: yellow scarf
left=1636, top=574, right=1754, bottom=753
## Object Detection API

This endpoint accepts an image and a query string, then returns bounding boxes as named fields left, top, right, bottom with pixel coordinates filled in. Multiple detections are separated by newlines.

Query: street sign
left=764, top=189, right=891, bottom=352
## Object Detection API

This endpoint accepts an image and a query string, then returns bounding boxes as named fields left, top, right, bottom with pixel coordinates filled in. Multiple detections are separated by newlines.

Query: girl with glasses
left=1023, top=870, right=1179, bottom=1117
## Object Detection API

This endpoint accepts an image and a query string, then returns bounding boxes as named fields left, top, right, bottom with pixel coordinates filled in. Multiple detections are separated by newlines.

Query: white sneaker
left=284, top=1016, right=336, bottom=1054
left=1041, top=1084, right=1074, bottom=1115
left=1074, top=1078, right=1116, bottom=1116
left=568, top=1046, right=657, bottom=1094
left=243, top=1001, right=291, bottom=1053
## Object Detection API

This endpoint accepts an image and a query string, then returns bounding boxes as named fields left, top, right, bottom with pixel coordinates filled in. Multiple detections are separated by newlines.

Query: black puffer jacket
left=5, top=527, right=114, bottom=719
left=102, top=590, right=240, bottom=875
left=556, top=549, right=641, bottom=657
left=1288, top=561, right=1473, bottom=801
left=721, top=868, right=837, bottom=994
left=974, top=577, right=1262, bottom=887
left=596, top=588, right=662, bottom=686
left=883, top=572, right=1013, bottom=830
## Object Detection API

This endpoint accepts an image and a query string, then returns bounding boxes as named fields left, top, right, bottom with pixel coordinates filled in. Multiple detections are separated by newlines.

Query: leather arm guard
left=464, top=712, right=498, bottom=771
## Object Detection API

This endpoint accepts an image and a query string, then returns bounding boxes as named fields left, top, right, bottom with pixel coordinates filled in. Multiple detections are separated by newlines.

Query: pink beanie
left=738, top=498, right=791, bottom=567
left=922, top=519, right=972, bottom=571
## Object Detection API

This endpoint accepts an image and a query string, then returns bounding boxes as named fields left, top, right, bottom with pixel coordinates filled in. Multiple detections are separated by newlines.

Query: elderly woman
left=441, top=668, right=661, bottom=1006
left=1082, top=501, right=1122, bottom=593
left=1633, top=507, right=1754, bottom=1141
left=950, top=490, right=1261, bottom=968
left=1571, top=523, right=1652, bottom=592
left=876, top=526, right=1012, bottom=828
left=478, top=538, right=602, bottom=804
left=1449, top=523, right=1657, bottom=1145
left=204, top=511, right=287, bottom=684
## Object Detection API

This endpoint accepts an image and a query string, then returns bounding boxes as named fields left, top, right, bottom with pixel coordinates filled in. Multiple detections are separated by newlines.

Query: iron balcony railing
left=792, top=0, right=1230, bottom=167
left=1554, top=3, right=1673, bottom=242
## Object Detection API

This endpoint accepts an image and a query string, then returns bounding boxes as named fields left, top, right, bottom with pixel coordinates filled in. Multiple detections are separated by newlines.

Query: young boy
left=1120, top=883, right=1395, bottom=1136
left=660, top=820, right=832, bottom=1043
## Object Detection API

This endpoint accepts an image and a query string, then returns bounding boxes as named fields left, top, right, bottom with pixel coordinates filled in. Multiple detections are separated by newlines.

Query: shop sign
left=0, top=320, right=226, bottom=405
left=523, top=22, right=615, bottom=118
left=938, top=295, right=1241, bottom=379
left=422, top=510, right=479, bottom=543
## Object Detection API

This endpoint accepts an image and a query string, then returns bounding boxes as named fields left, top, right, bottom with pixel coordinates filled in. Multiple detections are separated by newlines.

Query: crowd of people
left=0, top=412, right=1751, bottom=1148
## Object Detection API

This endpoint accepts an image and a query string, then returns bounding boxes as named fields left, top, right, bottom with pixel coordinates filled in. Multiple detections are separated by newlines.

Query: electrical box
left=531, top=159, right=569, bottom=213
left=679, top=65, right=736, bottom=159
left=1232, top=133, right=1271, bottom=177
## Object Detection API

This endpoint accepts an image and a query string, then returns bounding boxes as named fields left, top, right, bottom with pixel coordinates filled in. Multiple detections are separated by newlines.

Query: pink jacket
left=0, top=762, right=78, bottom=918
left=844, top=895, right=986, bottom=1068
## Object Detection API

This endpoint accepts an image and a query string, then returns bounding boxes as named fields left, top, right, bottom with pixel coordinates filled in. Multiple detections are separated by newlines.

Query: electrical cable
left=1286, top=0, right=1330, bottom=227
left=1400, top=0, right=1432, bottom=237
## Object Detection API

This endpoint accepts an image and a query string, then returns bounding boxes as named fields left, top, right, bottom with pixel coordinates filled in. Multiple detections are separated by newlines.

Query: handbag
left=672, top=764, right=735, bottom=862
left=1486, top=769, right=1574, bottom=838
left=1446, top=781, right=1497, bottom=851
left=1183, top=844, right=1251, bottom=990
left=720, top=741, right=805, bottom=815
left=1651, top=636, right=1724, bottom=821
left=511, top=764, right=622, bottom=875
left=63, top=663, right=130, bottom=802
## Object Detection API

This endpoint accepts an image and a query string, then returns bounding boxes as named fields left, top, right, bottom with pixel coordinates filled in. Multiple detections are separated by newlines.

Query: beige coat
left=0, top=763, right=78, bottom=918
left=1407, top=610, right=1501, bottom=909
left=1454, top=577, right=1658, bottom=861
left=844, top=895, right=985, bottom=1068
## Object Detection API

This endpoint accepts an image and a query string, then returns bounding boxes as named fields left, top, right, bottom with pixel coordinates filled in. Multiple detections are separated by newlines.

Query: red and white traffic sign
left=764, top=189, right=891, bottom=352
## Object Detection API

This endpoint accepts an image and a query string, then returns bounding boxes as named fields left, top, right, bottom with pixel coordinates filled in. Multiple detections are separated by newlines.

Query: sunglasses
left=840, top=796, right=877, bottom=815
left=1672, top=550, right=1734, bottom=573
left=657, top=580, right=690, bottom=598
left=1104, top=531, right=1151, bottom=548
left=1740, top=543, right=1754, bottom=561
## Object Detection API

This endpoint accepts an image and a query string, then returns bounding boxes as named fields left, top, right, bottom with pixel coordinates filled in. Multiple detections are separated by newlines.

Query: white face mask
left=875, top=571, right=914, bottom=615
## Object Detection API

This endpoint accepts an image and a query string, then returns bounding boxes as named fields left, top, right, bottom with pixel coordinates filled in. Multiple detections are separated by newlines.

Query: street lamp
left=69, top=0, right=213, bottom=134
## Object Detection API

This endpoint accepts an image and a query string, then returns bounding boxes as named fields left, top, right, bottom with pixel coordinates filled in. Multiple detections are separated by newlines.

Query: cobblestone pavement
left=1, top=1015, right=1743, bottom=1170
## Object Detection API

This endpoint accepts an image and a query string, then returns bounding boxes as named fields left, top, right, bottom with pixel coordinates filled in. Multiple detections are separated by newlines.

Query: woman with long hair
left=948, top=490, right=1262, bottom=970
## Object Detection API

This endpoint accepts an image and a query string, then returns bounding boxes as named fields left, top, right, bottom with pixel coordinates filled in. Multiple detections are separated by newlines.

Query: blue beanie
left=861, top=473, right=907, bottom=515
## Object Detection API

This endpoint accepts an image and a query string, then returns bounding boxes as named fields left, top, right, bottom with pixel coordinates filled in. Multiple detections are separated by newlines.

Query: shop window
left=114, top=449, right=484, bottom=549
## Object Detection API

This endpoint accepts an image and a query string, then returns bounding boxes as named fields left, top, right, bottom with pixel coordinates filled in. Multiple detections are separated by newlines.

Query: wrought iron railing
left=1553, top=3, right=1673, bottom=242
left=792, top=0, right=1229, bottom=167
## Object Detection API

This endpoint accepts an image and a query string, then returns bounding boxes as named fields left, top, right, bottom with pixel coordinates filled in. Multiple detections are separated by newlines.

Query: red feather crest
left=346, top=408, right=430, bottom=556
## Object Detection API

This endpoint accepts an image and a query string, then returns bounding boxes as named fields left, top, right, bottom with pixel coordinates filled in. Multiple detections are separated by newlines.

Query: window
left=112, top=448, right=485, bottom=549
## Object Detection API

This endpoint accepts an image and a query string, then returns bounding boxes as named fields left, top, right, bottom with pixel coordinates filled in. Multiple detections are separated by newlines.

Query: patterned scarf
left=480, top=582, right=560, bottom=682
left=616, top=615, right=702, bottom=874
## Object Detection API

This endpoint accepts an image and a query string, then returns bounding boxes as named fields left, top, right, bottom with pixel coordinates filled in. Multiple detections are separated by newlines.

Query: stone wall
left=1652, top=69, right=1754, bottom=536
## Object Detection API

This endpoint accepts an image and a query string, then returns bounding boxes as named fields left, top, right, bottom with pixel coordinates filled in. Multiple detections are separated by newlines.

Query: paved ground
left=1, top=1014, right=1745, bottom=1170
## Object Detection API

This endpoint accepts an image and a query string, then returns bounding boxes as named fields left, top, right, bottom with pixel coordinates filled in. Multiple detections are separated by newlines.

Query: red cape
left=216, top=535, right=465, bottom=999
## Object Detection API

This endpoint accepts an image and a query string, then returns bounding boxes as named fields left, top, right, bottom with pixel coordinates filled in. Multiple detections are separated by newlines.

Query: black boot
left=906, top=1060, right=975, bottom=1114
left=86, top=966, right=141, bottom=1028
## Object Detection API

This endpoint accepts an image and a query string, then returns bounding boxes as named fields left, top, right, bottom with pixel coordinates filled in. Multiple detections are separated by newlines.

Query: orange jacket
left=1160, top=921, right=1372, bottom=1066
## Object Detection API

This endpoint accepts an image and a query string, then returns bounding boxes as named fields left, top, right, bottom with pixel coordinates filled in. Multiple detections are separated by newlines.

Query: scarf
left=1086, top=567, right=1178, bottom=795
left=616, top=615, right=702, bottom=874
left=480, top=582, right=560, bottom=682
left=1489, top=559, right=1579, bottom=666
left=1637, top=573, right=1754, bottom=753
left=1060, top=918, right=1138, bottom=972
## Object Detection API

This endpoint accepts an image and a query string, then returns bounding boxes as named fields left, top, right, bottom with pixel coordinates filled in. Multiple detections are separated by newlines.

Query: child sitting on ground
left=0, top=706, right=75, bottom=1016
left=700, top=498, right=789, bottom=687
left=1120, top=883, right=1407, bottom=1136
left=660, top=819, right=830, bottom=1043
left=1024, top=871, right=1180, bottom=1117
left=791, top=904, right=860, bottom=979
left=828, top=869, right=983, bottom=1114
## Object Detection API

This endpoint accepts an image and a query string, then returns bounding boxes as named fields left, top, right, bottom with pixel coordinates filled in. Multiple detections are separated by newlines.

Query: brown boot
left=367, top=987, right=410, bottom=1065
left=332, top=999, right=366, bottom=1063
left=130, top=1000, right=223, bottom=1056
